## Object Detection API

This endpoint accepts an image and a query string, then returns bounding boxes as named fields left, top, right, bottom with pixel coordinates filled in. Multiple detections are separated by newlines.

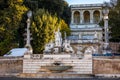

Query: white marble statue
left=63, top=40, right=74, bottom=53
left=54, top=28, right=62, bottom=47
left=84, top=46, right=98, bottom=54
left=84, top=46, right=95, bottom=59
left=44, top=28, right=75, bottom=54
left=94, top=31, right=98, bottom=39
left=44, top=41, right=54, bottom=53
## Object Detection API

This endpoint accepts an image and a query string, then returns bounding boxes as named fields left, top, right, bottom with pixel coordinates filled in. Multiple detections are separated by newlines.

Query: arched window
left=93, top=10, right=100, bottom=23
left=73, top=11, right=80, bottom=24
left=84, top=11, right=90, bottom=23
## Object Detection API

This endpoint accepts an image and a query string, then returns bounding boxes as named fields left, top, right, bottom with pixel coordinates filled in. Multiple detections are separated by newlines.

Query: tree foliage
left=31, top=9, right=70, bottom=54
left=0, top=0, right=28, bottom=56
left=24, top=0, right=71, bottom=24
left=109, top=0, right=120, bottom=42
left=0, top=0, right=70, bottom=55
left=19, top=0, right=70, bottom=48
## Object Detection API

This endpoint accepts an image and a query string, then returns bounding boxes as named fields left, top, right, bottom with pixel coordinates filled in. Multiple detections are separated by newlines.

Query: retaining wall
left=93, top=59, right=120, bottom=74
left=0, top=57, right=23, bottom=76
left=0, top=57, right=120, bottom=77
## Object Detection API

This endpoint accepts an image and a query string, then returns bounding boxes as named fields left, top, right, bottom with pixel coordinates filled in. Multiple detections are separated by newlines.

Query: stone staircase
left=22, top=58, right=92, bottom=78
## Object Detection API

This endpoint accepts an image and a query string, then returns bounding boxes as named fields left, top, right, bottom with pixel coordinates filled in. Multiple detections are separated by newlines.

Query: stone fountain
left=22, top=28, right=93, bottom=78
left=41, top=29, right=73, bottom=72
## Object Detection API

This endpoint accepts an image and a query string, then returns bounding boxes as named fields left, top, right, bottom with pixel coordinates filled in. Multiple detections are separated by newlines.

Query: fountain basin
left=41, top=63, right=72, bottom=73
left=41, top=66, right=72, bottom=72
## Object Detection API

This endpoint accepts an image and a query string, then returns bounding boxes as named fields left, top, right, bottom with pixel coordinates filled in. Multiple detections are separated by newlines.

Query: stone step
left=19, top=73, right=93, bottom=78
left=23, top=59, right=92, bottom=62
left=23, top=58, right=93, bottom=74
left=24, top=61, right=92, bottom=64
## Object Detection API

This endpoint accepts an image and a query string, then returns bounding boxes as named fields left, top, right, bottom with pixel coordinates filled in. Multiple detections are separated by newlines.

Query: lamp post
left=25, top=10, right=33, bottom=54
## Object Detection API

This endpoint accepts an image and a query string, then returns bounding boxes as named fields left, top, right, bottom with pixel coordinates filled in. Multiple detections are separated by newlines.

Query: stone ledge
left=19, top=73, right=93, bottom=78
left=95, top=74, right=120, bottom=78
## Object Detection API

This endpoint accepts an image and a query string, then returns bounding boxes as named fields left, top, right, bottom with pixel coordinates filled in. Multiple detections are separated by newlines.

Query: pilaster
left=99, top=10, right=103, bottom=21
left=90, top=10, right=94, bottom=23
left=71, top=10, right=74, bottom=24
left=80, top=11, right=84, bottom=24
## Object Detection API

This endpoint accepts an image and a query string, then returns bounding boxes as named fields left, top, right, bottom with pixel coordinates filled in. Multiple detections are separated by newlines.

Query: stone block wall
left=1, top=56, right=120, bottom=78
left=93, top=59, right=120, bottom=74
left=109, top=42, right=120, bottom=53
left=0, top=58, right=23, bottom=75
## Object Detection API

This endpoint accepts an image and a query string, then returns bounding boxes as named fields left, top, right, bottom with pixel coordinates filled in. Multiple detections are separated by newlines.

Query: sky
left=65, top=0, right=110, bottom=5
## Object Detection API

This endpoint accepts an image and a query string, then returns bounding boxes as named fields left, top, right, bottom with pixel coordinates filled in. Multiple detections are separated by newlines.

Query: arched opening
left=73, top=11, right=80, bottom=24
left=93, top=10, right=100, bottom=23
left=84, top=11, right=90, bottom=23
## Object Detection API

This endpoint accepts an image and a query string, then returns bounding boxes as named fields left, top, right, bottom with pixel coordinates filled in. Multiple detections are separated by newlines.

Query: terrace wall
left=93, top=59, right=120, bottom=74
left=0, top=57, right=23, bottom=76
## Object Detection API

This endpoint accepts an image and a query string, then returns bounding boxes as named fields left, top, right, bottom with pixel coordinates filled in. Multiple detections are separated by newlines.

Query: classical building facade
left=69, top=4, right=104, bottom=44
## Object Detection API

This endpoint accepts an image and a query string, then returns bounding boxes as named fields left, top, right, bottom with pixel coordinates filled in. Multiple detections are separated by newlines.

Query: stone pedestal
left=24, top=54, right=31, bottom=59
left=43, top=54, right=71, bottom=59
left=53, top=47, right=61, bottom=53
left=84, top=54, right=92, bottom=59
left=102, top=43, right=112, bottom=54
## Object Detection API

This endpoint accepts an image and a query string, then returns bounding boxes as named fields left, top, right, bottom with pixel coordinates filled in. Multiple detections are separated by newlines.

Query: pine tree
left=109, top=0, right=120, bottom=42
left=31, top=9, right=70, bottom=54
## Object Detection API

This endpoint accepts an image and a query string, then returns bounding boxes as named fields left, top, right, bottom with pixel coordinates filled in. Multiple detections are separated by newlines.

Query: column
left=99, top=10, right=103, bottom=21
left=90, top=10, right=94, bottom=23
left=79, top=11, right=81, bottom=24
left=80, top=11, right=84, bottom=24
left=26, top=18, right=31, bottom=47
left=104, top=19, right=109, bottom=43
left=79, top=33, right=81, bottom=39
left=103, top=8, right=109, bottom=43
left=71, top=11, right=74, bottom=24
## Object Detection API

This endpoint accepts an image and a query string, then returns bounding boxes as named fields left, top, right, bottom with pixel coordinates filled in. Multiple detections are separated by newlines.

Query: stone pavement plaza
left=0, top=77, right=120, bottom=80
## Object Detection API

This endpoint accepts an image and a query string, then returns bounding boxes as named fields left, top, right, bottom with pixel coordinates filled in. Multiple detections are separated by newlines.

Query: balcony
left=70, top=39, right=99, bottom=44
left=71, top=4, right=103, bottom=8
left=70, top=24, right=102, bottom=31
